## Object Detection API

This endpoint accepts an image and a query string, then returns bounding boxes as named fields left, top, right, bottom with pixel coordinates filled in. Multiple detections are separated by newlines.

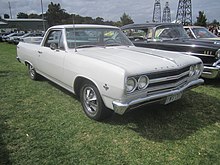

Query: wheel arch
left=73, top=76, right=101, bottom=98
left=24, top=60, right=33, bottom=67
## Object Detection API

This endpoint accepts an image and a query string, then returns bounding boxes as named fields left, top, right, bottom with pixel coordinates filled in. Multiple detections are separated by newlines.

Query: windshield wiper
left=105, top=43, right=129, bottom=47
left=76, top=45, right=97, bottom=48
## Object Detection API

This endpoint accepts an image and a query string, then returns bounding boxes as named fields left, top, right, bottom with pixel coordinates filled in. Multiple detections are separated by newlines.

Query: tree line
left=1, top=2, right=134, bottom=27
left=1, top=2, right=219, bottom=27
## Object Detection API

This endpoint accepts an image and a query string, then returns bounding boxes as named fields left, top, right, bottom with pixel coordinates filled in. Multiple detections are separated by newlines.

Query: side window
left=185, top=28, right=194, bottom=39
left=44, top=30, right=65, bottom=50
left=123, top=29, right=146, bottom=41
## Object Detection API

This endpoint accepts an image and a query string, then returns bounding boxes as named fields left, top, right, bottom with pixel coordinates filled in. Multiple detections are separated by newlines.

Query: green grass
left=0, top=42, right=220, bottom=165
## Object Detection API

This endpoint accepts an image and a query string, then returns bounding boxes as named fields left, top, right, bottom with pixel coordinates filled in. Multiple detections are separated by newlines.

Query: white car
left=17, top=24, right=204, bottom=121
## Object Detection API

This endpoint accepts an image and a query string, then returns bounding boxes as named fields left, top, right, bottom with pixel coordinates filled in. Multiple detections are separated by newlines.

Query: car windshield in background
left=192, top=27, right=217, bottom=38
left=155, top=25, right=190, bottom=40
left=65, top=28, right=133, bottom=48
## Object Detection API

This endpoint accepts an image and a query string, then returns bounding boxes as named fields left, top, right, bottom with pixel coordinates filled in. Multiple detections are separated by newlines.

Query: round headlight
left=216, top=49, right=220, bottom=59
left=126, top=77, right=137, bottom=93
left=138, top=76, right=149, bottom=90
left=189, top=65, right=195, bottom=77
left=195, top=64, right=201, bottom=75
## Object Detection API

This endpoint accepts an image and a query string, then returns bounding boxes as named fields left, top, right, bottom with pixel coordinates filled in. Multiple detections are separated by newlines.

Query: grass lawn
left=0, top=42, right=220, bottom=165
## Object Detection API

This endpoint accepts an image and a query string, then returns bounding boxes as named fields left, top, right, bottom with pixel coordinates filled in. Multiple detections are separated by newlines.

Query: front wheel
left=28, top=64, right=39, bottom=80
left=80, top=82, right=112, bottom=121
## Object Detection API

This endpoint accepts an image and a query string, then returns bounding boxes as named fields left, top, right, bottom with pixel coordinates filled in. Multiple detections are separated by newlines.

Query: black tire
left=80, top=81, right=112, bottom=121
left=28, top=64, right=39, bottom=80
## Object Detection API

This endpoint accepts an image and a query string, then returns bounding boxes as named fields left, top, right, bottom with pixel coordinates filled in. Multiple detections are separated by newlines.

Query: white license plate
left=165, top=93, right=182, bottom=104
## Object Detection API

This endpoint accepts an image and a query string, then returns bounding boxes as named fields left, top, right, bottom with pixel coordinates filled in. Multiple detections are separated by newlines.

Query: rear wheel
left=28, top=64, right=39, bottom=80
left=80, top=81, right=112, bottom=121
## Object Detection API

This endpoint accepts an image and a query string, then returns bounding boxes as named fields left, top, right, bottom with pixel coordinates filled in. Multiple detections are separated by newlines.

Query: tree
left=120, top=13, right=134, bottom=26
left=45, top=2, right=67, bottom=26
left=28, top=13, right=41, bottom=19
left=17, top=12, right=28, bottom=19
left=209, top=19, right=220, bottom=26
left=4, top=14, right=10, bottom=19
left=94, top=17, right=104, bottom=24
left=194, top=11, right=207, bottom=27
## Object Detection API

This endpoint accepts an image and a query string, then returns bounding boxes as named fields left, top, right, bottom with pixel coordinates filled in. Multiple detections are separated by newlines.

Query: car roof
left=49, top=24, right=119, bottom=30
left=121, top=23, right=182, bottom=30
left=184, top=26, right=206, bottom=28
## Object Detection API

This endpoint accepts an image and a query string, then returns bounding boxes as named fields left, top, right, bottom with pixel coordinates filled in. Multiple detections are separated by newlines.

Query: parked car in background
left=121, top=23, right=220, bottom=79
left=184, top=26, right=220, bottom=43
left=17, top=24, right=204, bottom=120
left=1, top=32, right=15, bottom=42
left=7, top=33, right=24, bottom=44
left=2, top=32, right=23, bottom=43
left=13, top=32, right=43, bottom=44
left=21, top=36, right=43, bottom=45
left=0, top=32, right=10, bottom=42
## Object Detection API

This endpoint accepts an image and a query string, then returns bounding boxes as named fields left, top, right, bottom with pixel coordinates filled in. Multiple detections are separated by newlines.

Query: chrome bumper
left=202, top=66, right=220, bottom=79
left=112, top=79, right=204, bottom=115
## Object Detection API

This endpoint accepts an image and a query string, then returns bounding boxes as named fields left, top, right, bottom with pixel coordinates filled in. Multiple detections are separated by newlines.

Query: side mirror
left=50, top=43, right=57, bottom=50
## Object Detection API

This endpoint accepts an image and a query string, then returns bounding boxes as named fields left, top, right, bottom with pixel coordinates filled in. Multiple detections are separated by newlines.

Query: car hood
left=76, top=46, right=201, bottom=75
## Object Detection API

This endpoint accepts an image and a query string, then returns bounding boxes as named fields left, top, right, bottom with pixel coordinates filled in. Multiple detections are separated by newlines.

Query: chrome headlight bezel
left=189, top=63, right=203, bottom=77
left=126, top=77, right=137, bottom=93
left=137, top=75, right=149, bottom=90
left=216, top=49, right=220, bottom=60
left=126, top=75, right=150, bottom=94
left=195, top=63, right=202, bottom=76
left=189, top=65, right=195, bottom=77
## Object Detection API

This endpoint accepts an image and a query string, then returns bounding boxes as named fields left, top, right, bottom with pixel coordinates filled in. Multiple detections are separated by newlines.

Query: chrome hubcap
left=29, top=65, right=35, bottom=78
left=83, top=87, right=98, bottom=114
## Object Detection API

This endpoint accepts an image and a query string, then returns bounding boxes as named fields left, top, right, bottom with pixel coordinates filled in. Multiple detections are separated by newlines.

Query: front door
left=37, top=29, right=66, bottom=81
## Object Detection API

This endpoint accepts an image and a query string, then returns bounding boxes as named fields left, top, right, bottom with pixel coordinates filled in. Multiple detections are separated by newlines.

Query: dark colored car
left=184, top=26, right=220, bottom=44
left=121, top=23, right=220, bottom=79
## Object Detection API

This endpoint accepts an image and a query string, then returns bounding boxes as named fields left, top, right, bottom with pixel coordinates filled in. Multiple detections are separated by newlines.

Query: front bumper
left=202, top=66, right=220, bottom=79
left=112, top=79, right=204, bottom=115
left=202, top=60, right=220, bottom=79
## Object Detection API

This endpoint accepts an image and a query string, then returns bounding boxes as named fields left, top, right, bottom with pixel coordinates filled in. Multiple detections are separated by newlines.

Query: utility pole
left=162, top=2, right=171, bottom=23
left=152, top=0, right=161, bottom=23
left=41, top=0, right=46, bottom=32
left=8, top=1, right=12, bottom=19
left=176, top=0, right=192, bottom=25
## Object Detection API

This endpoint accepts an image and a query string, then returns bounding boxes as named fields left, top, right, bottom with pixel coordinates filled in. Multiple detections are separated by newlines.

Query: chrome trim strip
left=185, top=52, right=215, bottom=57
left=213, top=59, right=220, bottom=67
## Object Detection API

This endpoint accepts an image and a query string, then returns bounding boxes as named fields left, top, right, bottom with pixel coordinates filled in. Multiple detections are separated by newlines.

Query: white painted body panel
left=17, top=24, right=203, bottom=111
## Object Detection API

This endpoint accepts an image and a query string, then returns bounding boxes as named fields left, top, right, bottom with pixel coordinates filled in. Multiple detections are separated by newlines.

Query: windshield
left=65, top=28, right=133, bottom=48
left=155, top=25, right=190, bottom=40
left=192, top=27, right=217, bottom=38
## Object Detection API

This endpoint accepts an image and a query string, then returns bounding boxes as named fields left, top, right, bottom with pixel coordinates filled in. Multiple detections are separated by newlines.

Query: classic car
left=17, top=24, right=204, bottom=121
left=13, top=32, right=44, bottom=45
left=121, top=23, right=220, bottom=79
left=7, top=33, right=25, bottom=44
left=184, top=26, right=220, bottom=43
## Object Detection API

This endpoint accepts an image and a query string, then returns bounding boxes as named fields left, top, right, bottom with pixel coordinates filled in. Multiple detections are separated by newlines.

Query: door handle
left=38, top=51, right=42, bottom=54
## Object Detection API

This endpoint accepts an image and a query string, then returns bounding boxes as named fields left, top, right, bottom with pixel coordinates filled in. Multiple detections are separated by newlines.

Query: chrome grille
left=146, top=66, right=190, bottom=95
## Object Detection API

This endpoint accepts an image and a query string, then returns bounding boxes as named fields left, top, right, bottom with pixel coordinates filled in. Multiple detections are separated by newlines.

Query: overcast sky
left=0, top=0, right=220, bottom=23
